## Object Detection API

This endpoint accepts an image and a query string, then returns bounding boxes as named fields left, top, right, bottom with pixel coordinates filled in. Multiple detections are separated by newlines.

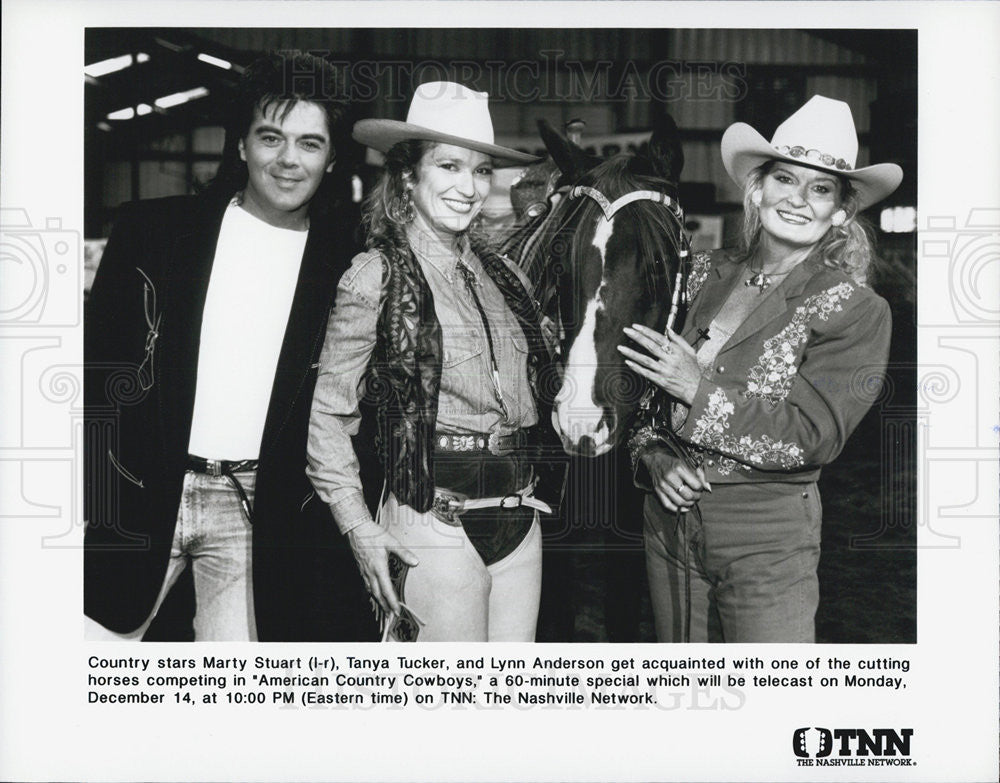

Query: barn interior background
left=84, top=28, right=917, bottom=643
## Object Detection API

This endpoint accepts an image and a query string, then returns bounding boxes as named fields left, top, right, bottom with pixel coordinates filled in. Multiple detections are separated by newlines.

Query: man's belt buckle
left=205, top=459, right=223, bottom=477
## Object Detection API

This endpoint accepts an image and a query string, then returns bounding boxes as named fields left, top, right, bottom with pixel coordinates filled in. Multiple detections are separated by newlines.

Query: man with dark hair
left=84, top=52, right=375, bottom=641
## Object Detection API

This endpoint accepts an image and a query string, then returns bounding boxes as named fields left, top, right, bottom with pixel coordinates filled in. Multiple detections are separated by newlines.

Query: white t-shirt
left=187, top=203, right=309, bottom=459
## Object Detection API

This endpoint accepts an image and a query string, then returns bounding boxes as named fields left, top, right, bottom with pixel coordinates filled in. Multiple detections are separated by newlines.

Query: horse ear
left=646, top=112, right=684, bottom=183
left=537, top=119, right=600, bottom=180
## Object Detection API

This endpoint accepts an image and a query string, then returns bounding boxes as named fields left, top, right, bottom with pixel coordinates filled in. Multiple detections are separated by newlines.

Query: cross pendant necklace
left=746, top=271, right=773, bottom=293
left=746, top=266, right=793, bottom=294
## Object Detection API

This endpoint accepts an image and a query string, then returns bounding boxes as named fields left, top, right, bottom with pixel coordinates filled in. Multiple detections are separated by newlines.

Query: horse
left=502, top=115, right=690, bottom=458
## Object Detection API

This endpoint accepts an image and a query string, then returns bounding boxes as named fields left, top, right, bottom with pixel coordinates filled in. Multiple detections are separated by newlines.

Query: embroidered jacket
left=631, top=248, right=892, bottom=484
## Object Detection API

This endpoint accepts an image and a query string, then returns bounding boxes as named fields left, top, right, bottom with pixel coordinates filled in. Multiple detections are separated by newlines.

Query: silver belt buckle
left=206, top=459, right=223, bottom=477
left=498, top=493, right=524, bottom=509
left=431, top=491, right=464, bottom=526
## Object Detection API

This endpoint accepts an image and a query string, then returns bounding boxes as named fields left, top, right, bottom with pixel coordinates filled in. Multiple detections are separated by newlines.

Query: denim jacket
left=307, top=229, right=538, bottom=534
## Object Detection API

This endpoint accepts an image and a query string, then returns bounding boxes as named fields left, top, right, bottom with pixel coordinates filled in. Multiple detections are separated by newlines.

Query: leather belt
left=186, top=455, right=258, bottom=476
left=431, top=485, right=553, bottom=527
left=435, top=429, right=528, bottom=457
left=186, top=454, right=257, bottom=523
left=186, top=455, right=259, bottom=476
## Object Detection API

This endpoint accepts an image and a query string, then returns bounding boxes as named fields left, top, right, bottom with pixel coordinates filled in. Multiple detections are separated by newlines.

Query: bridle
left=512, top=177, right=695, bottom=356
left=568, top=184, right=703, bottom=643
left=569, top=185, right=682, bottom=222
left=567, top=184, right=692, bottom=332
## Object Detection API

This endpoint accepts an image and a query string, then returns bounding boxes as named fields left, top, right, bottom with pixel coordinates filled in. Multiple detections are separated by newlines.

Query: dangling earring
left=750, top=189, right=763, bottom=207
left=831, top=210, right=847, bottom=227
left=387, top=190, right=415, bottom=224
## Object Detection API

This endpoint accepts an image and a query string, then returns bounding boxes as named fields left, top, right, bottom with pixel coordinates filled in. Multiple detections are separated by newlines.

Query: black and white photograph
left=0, top=2, right=997, bottom=782
left=81, top=25, right=917, bottom=646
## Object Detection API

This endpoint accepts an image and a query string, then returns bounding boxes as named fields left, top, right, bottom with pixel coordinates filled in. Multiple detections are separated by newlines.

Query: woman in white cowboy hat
left=306, top=82, right=557, bottom=641
left=619, top=95, right=902, bottom=643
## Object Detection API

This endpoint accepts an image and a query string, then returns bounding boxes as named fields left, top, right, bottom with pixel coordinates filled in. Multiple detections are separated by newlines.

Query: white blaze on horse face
left=554, top=216, right=616, bottom=456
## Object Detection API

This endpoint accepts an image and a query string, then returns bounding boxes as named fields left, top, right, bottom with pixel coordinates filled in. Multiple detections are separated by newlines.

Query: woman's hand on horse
left=642, top=450, right=711, bottom=512
left=618, top=325, right=701, bottom=405
left=346, top=519, right=419, bottom=615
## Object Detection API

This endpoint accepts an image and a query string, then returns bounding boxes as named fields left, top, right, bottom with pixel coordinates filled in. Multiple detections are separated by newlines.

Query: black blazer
left=84, top=193, right=376, bottom=640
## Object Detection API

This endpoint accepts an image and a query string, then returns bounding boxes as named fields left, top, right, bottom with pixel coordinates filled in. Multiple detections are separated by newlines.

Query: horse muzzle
left=551, top=405, right=617, bottom=458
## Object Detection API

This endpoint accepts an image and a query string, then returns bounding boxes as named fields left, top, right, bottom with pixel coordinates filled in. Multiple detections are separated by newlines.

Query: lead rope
left=675, top=245, right=699, bottom=644
left=658, top=240, right=701, bottom=643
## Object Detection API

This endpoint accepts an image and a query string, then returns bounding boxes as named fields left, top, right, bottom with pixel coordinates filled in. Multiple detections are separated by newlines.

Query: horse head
left=523, top=115, right=687, bottom=457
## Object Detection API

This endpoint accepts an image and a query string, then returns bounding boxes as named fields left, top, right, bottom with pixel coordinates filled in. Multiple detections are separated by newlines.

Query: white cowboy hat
left=721, top=95, right=903, bottom=209
left=353, top=81, right=540, bottom=166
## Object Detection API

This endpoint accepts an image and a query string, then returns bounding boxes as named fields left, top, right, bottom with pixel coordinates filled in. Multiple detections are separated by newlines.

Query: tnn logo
left=793, top=727, right=913, bottom=758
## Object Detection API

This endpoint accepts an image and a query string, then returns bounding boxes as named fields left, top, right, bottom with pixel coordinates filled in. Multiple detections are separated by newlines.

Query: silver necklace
left=746, top=261, right=794, bottom=293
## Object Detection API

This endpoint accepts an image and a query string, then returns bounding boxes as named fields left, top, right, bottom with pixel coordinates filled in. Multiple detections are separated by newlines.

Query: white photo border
left=1, top=2, right=997, bottom=782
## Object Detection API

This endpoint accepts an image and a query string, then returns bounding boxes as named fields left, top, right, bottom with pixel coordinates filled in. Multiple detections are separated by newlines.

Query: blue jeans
left=85, top=470, right=257, bottom=641
left=644, top=482, right=822, bottom=643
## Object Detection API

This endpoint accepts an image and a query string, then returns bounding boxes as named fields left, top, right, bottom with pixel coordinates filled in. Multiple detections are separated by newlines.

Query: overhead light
left=105, top=103, right=154, bottom=122
left=84, top=54, right=134, bottom=78
left=198, top=53, right=232, bottom=70
left=154, top=86, right=210, bottom=109
left=84, top=52, right=149, bottom=79
left=107, top=107, right=135, bottom=121
left=104, top=88, right=207, bottom=123
left=96, top=122, right=113, bottom=132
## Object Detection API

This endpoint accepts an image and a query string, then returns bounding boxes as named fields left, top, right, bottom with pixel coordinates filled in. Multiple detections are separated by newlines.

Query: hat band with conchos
left=773, top=145, right=853, bottom=172
left=721, top=94, right=903, bottom=209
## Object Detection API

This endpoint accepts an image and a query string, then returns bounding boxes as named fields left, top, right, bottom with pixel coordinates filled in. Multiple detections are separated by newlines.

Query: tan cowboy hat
left=353, top=81, right=540, bottom=166
left=721, top=95, right=903, bottom=209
